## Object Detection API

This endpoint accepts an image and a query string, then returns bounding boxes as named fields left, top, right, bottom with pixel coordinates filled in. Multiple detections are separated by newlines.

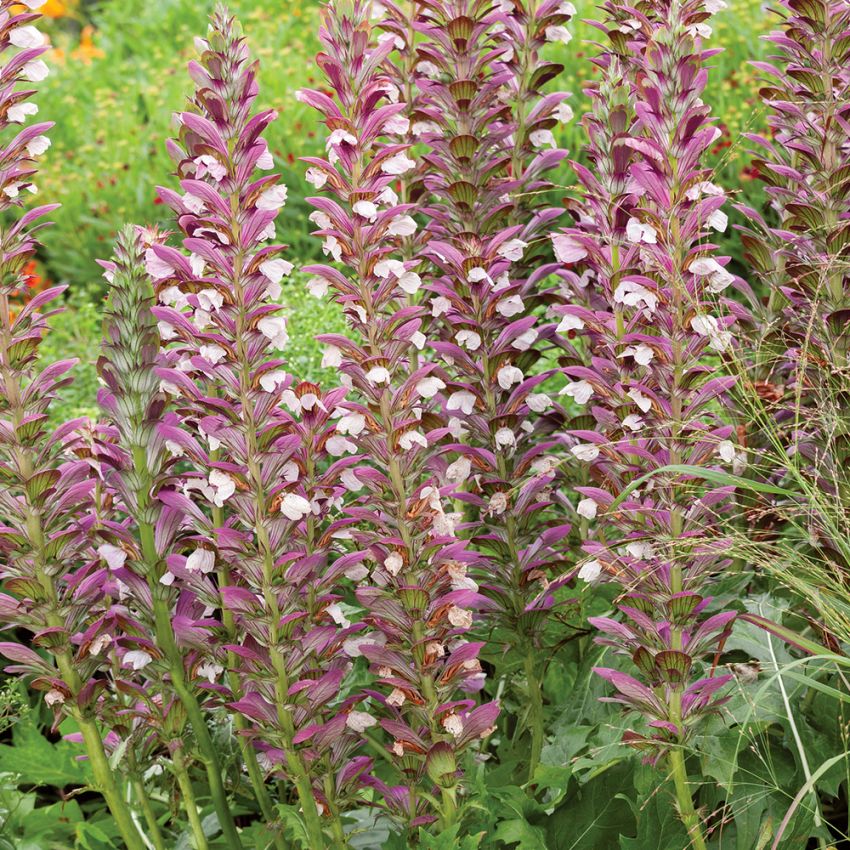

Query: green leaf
left=0, top=716, right=93, bottom=788
left=493, top=818, right=549, bottom=849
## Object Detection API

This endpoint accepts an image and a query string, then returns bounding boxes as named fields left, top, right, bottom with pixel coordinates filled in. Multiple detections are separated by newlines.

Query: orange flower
left=12, top=0, right=70, bottom=16
left=71, top=26, right=104, bottom=64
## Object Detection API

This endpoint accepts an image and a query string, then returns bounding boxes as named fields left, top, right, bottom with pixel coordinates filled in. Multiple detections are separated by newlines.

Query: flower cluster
left=407, top=0, right=578, bottom=778
left=553, top=0, right=739, bottom=844
left=300, top=0, right=499, bottom=830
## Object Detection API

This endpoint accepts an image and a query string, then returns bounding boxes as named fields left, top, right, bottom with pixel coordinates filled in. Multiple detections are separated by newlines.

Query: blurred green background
left=27, top=0, right=773, bottom=418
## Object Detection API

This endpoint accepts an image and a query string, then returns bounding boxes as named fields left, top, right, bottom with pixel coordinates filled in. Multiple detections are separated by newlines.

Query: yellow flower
left=71, top=26, right=104, bottom=64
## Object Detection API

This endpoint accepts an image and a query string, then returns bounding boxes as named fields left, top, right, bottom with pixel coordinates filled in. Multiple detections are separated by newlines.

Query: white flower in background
left=497, top=294, right=524, bottom=317
left=353, top=200, right=378, bottom=221
left=571, top=443, right=599, bottom=462
left=375, top=258, right=404, bottom=278
left=337, top=412, right=366, bottom=436
left=495, top=427, right=516, bottom=449
left=385, top=552, right=404, bottom=576
left=7, top=102, right=38, bottom=123
left=400, top=431, right=428, bottom=450
left=529, top=128, right=556, bottom=148
left=578, top=559, right=602, bottom=583
left=557, top=313, right=585, bottom=333
left=366, top=365, right=390, bottom=385
left=551, top=233, right=587, bottom=263
left=614, top=280, right=658, bottom=314
left=98, top=543, right=126, bottom=570
left=411, top=331, right=426, bottom=350
left=260, top=258, right=293, bottom=284
left=384, top=114, right=410, bottom=134
left=628, top=387, right=652, bottom=412
left=398, top=271, right=421, bottom=294
left=388, top=215, right=417, bottom=236
left=305, top=167, right=327, bottom=188
left=45, top=689, right=65, bottom=706
left=545, top=24, right=572, bottom=43
left=446, top=456, right=472, bottom=484
left=619, top=344, right=654, bottom=366
left=186, top=548, right=215, bottom=574
left=448, top=606, right=473, bottom=628
left=626, top=541, right=656, bottom=560
left=199, top=344, right=226, bottom=365
left=207, top=469, right=236, bottom=507
left=280, top=493, right=312, bottom=521
left=690, top=314, right=732, bottom=351
left=197, top=662, right=224, bottom=683
left=322, top=235, right=343, bottom=262
left=527, top=393, right=552, bottom=412
left=431, top=296, right=451, bottom=317
left=346, top=711, right=378, bottom=732
left=310, top=210, right=332, bottom=230
left=705, top=0, right=728, bottom=12
left=195, top=154, right=226, bottom=181
left=442, top=713, right=464, bottom=738
left=257, top=184, right=288, bottom=210
left=622, top=414, right=644, bottom=432
left=145, top=248, right=174, bottom=280
left=10, top=26, right=45, bottom=48
left=626, top=217, right=657, bottom=244
left=512, top=328, right=538, bottom=351
left=124, top=650, right=153, bottom=671
left=416, top=376, right=446, bottom=399
left=560, top=380, right=593, bottom=405
left=22, top=60, right=50, bottom=82
left=497, top=365, right=523, bottom=389
left=447, top=390, right=476, bottom=415
left=260, top=369, right=287, bottom=393
left=577, top=498, right=598, bottom=519
left=707, top=209, right=727, bottom=232
left=322, top=346, right=342, bottom=368
left=381, top=152, right=416, bottom=175
left=456, top=330, right=481, bottom=350
left=307, top=277, right=329, bottom=298
left=554, top=102, right=574, bottom=123
left=686, top=181, right=724, bottom=200
left=258, top=316, right=289, bottom=349
left=690, top=257, right=734, bottom=292
left=467, top=266, right=491, bottom=284
left=687, top=22, right=712, bottom=37
left=498, top=238, right=527, bottom=261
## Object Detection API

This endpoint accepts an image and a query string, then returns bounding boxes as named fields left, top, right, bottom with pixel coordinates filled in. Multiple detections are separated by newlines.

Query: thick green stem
left=150, top=596, right=243, bottom=848
left=172, top=746, right=211, bottom=850
left=523, top=651, right=544, bottom=783
left=130, top=775, right=167, bottom=850
left=668, top=747, right=708, bottom=850
left=77, top=716, right=148, bottom=850
left=438, top=786, right=458, bottom=833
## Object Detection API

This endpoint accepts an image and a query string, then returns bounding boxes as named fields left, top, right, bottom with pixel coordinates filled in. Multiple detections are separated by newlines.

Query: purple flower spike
left=303, top=0, right=498, bottom=831
left=553, top=0, right=741, bottom=763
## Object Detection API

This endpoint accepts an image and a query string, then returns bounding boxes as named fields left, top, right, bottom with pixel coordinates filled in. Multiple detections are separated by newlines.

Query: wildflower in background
left=301, top=0, right=498, bottom=832
left=554, top=2, right=740, bottom=846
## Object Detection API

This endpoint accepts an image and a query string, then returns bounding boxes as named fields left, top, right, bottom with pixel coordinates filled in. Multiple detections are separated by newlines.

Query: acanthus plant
left=148, top=10, right=371, bottom=848
left=0, top=4, right=150, bottom=849
left=402, top=0, right=580, bottom=780
left=736, top=1, right=850, bottom=543
left=300, top=0, right=499, bottom=833
left=553, top=0, right=742, bottom=845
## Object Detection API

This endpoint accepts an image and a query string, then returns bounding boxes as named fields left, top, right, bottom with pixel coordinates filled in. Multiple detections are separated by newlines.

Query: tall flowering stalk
left=410, top=0, right=576, bottom=778
left=301, top=0, right=498, bottom=833
left=738, top=0, right=850, bottom=480
left=0, top=5, right=148, bottom=849
left=555, top=1, right=739, bottom=844
left=151, top=10, right=371, bottom=846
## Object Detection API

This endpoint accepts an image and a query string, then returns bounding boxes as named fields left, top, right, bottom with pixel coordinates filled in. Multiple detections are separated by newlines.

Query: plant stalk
left=172, top=745, right=211, bottom=850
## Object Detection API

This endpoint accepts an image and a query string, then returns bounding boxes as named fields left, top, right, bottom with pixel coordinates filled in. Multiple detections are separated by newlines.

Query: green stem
left=172, top=745, right=210, bottom=850
left=668, top=747, right=708, bottom=850
left=130, top=774, right=167, bottom=850
left=150, top=596, right=243, bottom=849
left=438, top=786, right=458, bottom=833
left=523, top=650, right=544, bottom=783
left=76, top=716, right=148, bottom=850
